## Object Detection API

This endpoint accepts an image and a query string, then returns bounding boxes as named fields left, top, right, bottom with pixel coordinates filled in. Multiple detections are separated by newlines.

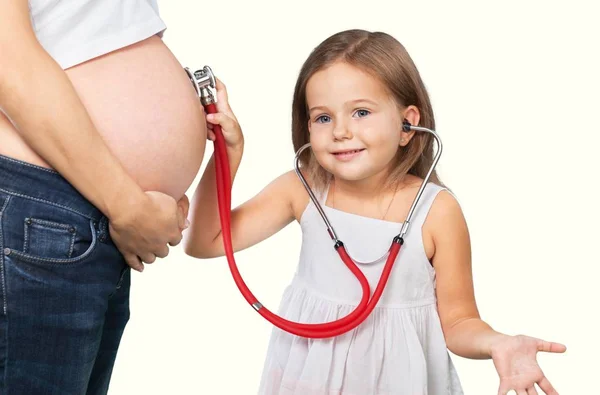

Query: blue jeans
left=0, top=154, right=131, bottom=394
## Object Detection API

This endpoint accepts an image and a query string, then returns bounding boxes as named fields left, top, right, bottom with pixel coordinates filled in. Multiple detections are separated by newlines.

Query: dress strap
left=409, top=183, right=448, bottom=230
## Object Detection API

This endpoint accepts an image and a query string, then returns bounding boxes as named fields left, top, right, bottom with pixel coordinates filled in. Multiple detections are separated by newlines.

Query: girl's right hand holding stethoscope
left=205, top=78, right=244, bottom=154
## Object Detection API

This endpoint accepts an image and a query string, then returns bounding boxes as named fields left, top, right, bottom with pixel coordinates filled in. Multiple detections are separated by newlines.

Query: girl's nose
left=332, top=120, right=353, bottom=141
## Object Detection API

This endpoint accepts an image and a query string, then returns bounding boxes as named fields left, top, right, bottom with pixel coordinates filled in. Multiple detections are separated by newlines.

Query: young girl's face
left=306, top=61, right=405, bottom=184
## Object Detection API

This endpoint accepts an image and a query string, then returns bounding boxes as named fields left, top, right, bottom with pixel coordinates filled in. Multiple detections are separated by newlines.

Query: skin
left=184, top=61, right=566, bottom=394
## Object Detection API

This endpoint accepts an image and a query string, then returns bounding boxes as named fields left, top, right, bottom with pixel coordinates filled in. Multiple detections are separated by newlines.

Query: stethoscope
left=186, top=66, right=443, bottom=338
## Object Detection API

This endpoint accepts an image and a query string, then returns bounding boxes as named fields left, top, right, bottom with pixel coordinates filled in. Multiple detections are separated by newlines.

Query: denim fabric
left=0, top=154, right=130, bottom=394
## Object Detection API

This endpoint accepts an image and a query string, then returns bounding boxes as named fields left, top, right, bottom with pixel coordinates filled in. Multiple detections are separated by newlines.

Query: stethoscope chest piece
left=185, top=66, right=217, bottom=105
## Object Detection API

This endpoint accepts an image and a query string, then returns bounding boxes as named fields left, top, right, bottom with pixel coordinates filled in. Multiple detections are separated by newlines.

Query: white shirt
left=28, top=0, right=167, bottom=69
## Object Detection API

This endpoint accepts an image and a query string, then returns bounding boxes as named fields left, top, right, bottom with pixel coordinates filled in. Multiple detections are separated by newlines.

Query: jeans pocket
left=2, top=195, right=101, bottom=266
left=23, top=217, right=77, bottom=258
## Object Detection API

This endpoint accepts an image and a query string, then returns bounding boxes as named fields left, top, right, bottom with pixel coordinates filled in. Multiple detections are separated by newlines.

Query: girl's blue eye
left=355, top=109, right=370, bottom=118
left=315, top=115, right=331, bottom=123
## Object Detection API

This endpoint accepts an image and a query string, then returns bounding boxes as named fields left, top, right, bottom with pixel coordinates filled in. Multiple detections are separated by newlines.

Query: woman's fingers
left=140, top=253, right=156, bottom=264
left=124, top=253, right=144, bottom=272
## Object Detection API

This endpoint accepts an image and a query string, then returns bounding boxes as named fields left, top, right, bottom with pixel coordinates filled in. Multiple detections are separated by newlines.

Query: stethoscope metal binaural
left=186, top=65, right=443, bottom=338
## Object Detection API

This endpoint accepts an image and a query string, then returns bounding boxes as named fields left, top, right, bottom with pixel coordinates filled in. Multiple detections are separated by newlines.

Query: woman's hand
left=205, top=78, right=244, bottom=153
left=109, top=192, right=190, bottom=272
left=491, top=334, right=566, bottom=395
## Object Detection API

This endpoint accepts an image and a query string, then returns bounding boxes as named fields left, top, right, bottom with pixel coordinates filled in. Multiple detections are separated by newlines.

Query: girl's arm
left=428, top=190, right=565, bottom=394
left=426, top=191, right=501, bottom=358
left=184, top=165, right=299, bottom=259
left=182, top=79, right=299, bottom=258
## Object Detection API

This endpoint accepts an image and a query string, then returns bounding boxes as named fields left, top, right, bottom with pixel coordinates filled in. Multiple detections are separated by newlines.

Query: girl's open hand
left=491, top=334, right=566, bottom=395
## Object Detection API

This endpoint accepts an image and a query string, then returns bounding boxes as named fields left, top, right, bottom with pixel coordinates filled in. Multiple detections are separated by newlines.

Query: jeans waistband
left=0, top=154, right=103, bottom=221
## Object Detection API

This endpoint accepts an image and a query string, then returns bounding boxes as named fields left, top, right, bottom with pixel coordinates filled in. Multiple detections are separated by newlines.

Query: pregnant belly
left=0, top=35, right=206, bottom=201
left=67, top=35, right=207, bottom=200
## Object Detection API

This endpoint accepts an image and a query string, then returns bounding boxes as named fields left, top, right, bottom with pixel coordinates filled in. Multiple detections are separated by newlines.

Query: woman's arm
left=0, top=0, right=143, bottom=220
left=0, top=0, right=187, bottom=270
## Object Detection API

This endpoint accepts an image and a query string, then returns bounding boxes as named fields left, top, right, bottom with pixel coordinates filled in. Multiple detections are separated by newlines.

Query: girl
left=184, top=29, right=565, bottom=395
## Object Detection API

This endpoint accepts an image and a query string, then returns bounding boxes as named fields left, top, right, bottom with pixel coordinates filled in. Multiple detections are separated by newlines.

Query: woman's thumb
left=177, top=194, right=190, bottom=229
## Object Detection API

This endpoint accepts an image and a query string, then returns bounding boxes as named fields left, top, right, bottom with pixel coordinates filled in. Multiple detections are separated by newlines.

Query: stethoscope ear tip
left=402, top=119, right=412, bottom=132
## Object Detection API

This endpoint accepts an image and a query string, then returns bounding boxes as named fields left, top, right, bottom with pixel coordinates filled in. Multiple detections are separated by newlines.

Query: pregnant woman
left=0, top=1, right=206, bottom=394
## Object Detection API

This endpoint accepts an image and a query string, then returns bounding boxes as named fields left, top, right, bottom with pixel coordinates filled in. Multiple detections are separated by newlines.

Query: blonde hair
left=291, top=29, right=443, bottom=192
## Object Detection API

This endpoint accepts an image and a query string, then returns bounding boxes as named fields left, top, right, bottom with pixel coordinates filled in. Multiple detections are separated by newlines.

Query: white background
left=110, top=0, right=599, bottom=393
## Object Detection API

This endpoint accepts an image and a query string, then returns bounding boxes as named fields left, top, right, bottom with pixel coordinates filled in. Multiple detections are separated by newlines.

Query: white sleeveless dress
left=258, top=182, right=464, bottom=394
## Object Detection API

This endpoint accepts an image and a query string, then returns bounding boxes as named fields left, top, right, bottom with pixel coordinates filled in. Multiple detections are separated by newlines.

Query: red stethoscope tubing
left=205, top=102, right=403, bottom=338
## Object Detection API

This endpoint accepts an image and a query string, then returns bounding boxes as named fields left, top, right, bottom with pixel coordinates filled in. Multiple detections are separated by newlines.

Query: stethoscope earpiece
left=402, top=119, right=412, bottom=132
